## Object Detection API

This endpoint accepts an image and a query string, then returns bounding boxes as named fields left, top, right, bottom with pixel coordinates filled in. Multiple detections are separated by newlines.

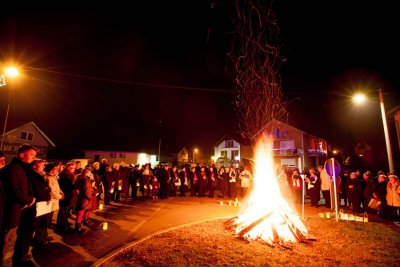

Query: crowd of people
left=0, top=145, right=399, bottom=265
left=277, top=166, right=400, bottom=225
left=0, top=147, right=255, bottom=265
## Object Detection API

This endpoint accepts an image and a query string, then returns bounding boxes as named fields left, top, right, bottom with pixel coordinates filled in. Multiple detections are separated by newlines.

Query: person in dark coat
left=0, top=145, right=37, bottom=265
left=103, top=165, right=115, bottom=205
left=340, top=171, right=349, bottom=207
left=307, top=168, right=320, bottom=207
left=189, top=167, right=198, bottom=196
left=228, top=167, right=238, bottom=199
left=373, top=174, right=388, bottom=218
left=57, top=161, right=76, bottom=231
left=198, top=166, right=208, bottom=197
left=31, top=160, right=52, bottom=246
left=119, top=161, right=131, bottom=199
left=169, top=166, right=179, bottom=197
left=218, top=167, right=229, bottom=198
left=140, top=164, right=153, bottom=198
left=362, top=171, right=375, bottom=213
left=178, top=167, right=189, bottom=197
left=129, top=165, right=141, bottom=199
left=346, top=172, right=363, bottom=213
left=158, top=164, right=170, bottom=199
left=111, top=163, right=122, bottom=202
left=208, top=166, right=218, bottom=198
left=92, top=162, right=103, bottom=203
left=74, top=169, right=94, bottom=233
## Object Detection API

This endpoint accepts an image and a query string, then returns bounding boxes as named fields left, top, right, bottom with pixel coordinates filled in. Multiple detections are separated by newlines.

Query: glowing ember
left=225, top=137, right=308, bottom=246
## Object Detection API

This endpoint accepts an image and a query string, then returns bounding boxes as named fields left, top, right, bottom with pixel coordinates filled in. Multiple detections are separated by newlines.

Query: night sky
left=1, top=1, right=399, bottom=162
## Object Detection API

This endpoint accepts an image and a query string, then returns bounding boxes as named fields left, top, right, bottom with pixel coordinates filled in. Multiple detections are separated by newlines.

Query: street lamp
left=352, top=89, right=394, bottom=172
left=1, top=66, right=19, bottom=150
left=193, top=148, right=198, bottom=164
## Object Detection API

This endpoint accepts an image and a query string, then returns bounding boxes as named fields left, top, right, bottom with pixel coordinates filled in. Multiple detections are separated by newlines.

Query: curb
left=92, top=216, right=233, bottom=267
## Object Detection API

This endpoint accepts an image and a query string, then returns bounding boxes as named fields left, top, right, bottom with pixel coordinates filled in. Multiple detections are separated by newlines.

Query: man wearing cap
left=0, top=145, right=37, bottom=265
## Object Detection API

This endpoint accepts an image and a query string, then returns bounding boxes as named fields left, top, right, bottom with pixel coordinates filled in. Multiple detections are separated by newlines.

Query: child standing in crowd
left=151, top=175, right=160, bottom=199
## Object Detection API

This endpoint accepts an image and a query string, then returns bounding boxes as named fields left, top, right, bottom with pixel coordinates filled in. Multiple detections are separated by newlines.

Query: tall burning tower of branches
left=217, top=0, right=309, bottom=246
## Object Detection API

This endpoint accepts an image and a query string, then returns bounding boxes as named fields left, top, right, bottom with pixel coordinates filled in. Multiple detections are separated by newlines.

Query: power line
left=25, top=67, right=234, bottom=93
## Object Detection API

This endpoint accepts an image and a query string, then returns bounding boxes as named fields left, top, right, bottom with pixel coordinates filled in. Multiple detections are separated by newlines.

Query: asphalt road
left=3, top=196, right=242, bottom=267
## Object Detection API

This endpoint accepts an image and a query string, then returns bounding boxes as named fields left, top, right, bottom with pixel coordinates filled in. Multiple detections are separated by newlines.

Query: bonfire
left=225, top=137, right=308, bottom=246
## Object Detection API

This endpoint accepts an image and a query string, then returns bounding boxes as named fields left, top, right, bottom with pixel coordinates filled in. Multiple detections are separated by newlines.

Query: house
left=177, top=147, right=190, bottom=164
left=256, top=120, right=329, bottom=171
left=213, top=135, right=252, bottom=168
left=1, top=121, right=55, bottom=162
left=214, top=120, right=329, bottom=171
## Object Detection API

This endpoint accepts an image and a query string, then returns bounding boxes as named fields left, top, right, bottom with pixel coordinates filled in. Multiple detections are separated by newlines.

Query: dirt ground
left=102, top=214, right=400, bottom=267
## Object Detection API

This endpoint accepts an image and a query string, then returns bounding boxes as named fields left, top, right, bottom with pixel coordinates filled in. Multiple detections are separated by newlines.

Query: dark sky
left=1, top=1, right=399, bottom=161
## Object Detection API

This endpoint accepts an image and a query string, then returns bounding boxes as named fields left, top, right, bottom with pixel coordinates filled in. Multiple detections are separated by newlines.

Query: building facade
left=214, top=120, right=329, bottom=171
left=213, top=135, right=253, bottom=168
left=83, top=150, right=158, bottom=167
left=1, top=121, right=55, bottom=162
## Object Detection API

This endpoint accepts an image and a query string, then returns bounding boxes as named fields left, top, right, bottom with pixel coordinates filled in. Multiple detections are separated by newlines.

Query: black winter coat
left=0, top=157, right=35, bottom=229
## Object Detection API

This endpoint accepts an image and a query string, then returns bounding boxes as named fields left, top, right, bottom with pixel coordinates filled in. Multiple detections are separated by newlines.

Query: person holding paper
left=30, top=160, right=51, bottom=246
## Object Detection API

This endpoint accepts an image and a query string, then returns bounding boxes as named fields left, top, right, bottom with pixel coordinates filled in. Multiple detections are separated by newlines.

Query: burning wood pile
left=225, top=138, right=309, bottom=247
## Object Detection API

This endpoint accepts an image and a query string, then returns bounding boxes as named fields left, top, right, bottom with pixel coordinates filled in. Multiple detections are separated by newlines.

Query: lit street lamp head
left=352, top=93, right=366, bottom=105
left=4, top=66, right=19, bottom=79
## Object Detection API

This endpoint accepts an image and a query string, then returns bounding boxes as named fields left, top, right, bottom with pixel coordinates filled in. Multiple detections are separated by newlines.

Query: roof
left=213, top=134, right=251, bottom=148
left=253, top=119, right=327, bottom=141
left=2, top=121, right=55, bottom=147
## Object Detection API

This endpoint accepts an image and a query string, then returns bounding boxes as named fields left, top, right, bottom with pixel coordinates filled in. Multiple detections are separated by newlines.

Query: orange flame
left=230, top=137, right=308, bottom=245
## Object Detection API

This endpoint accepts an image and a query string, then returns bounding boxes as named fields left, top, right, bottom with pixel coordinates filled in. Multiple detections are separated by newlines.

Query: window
left=221, top=150, right=227, bottom=158
left=225, top=140, right=234, bottom=148
left=231, top=150, right=239, bottom=160
left=20, top=131, right=34, bottom=141
left=273, top=127, right=280, bottom=137
left=110, top=152, right=116, bottom=158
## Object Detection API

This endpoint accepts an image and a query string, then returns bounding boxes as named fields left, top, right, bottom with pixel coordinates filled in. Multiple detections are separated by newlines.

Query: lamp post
left=353, top=90, right=394, bottom=172
left=1, top=66, right=19, bottom=151
left=379, top=89, right=394, bottom=172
